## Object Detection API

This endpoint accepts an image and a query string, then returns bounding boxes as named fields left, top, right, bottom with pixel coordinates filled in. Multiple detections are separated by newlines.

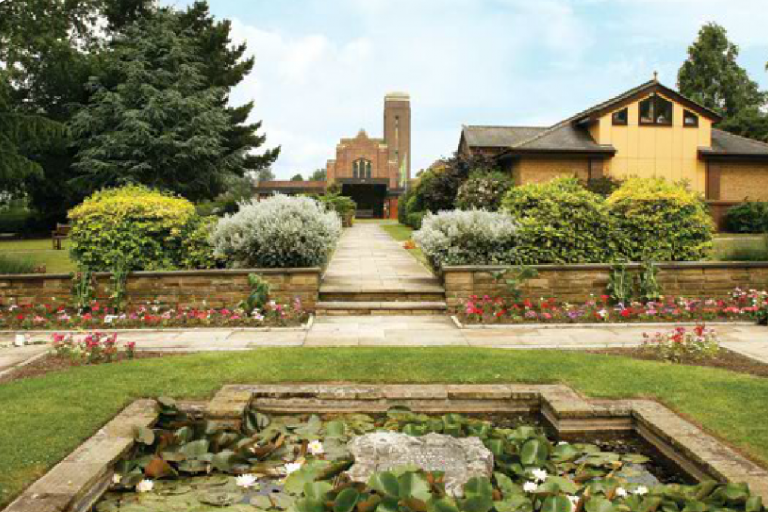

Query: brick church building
left=256, top=92, right=411, bottom=219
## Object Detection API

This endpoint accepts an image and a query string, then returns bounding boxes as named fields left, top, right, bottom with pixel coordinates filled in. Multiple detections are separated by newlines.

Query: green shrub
left=725, top=202, right=768, bottom=233
left=584, top=175, right=622, bottom=197
left=317, top=193, right=356, bottom=218
left=0, top=255, right=37, bottom=275
left=607, top=178, right=714, bottom=261
left=408, top=153, right=497, bottom=214
left=502, top=177, right=619, bottom=264
left=406, top=211, right=426, bottom=230
left=398, top=189, right=414, bottom=225
left=68, top=185, right=218, bottom=271
left=456, top=171, right=513, bottom=211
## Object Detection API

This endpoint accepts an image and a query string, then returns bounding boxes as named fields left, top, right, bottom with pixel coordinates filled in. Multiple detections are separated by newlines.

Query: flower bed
left=0, top=299, right=308, bottom=331
left=458, top=289, right=768, bottom=325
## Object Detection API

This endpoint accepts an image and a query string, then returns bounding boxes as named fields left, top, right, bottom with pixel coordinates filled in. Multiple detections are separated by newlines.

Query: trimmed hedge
left=607, top=178, right=714, bottom=261
left=725, top=202, right=768, bottom=233
left=456, top=171, right=513, bottom=211
left=68, top=185, right=218, bottom=271
left=502, top=177, right=618, bottom=264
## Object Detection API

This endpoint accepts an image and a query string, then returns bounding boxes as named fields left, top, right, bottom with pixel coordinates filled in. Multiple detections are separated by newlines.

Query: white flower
left=112, top=474, right=122, bottom=485
left=557, top=441, right=568, bottom=446
left=236, top=474, right=258, bottom=489
left=104, top=315, right=116, bottom=324
left=531, top=468, right=548, bottom=482
left=615, top=487, right=628, bottom=498
left=307, top=440, right=324, bottom=456
left=523, top=482, right=538, bottom=493
left=633, top=486, right=649, bottom=496
left=567, top=496, right=580, bottom=511
left=598, top=309, right=608, bottom=319
left=136, top=479, right=154, bottom=493
left=284, top=462, right=303, bottom=475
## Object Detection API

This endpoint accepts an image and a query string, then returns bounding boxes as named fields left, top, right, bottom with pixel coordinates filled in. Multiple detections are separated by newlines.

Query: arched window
left=353, top=159, right=372, bottom=179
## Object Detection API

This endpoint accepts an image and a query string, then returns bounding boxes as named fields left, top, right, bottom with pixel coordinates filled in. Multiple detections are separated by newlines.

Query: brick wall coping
left=0, top=267, right=322, bottom=281
left=443, top=261, right=768, bottom=273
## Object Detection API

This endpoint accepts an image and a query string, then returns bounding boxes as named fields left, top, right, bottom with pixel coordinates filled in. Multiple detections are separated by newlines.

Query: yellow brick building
left=459, top=79, right=768, bottom=228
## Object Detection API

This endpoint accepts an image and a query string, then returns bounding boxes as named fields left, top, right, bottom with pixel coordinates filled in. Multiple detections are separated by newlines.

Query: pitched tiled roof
left=513, top=123, right=611, bottom=152
left=703, top=129, right=768, bottom=158
left=462, top=126, right=547, bottom=148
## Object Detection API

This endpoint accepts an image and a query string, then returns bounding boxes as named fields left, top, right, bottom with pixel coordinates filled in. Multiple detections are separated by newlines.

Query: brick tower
left=383, top=92, right=411, bottom=186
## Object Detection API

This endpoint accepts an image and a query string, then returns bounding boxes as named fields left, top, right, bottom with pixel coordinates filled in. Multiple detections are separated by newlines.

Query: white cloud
left=222, top=0, right=768, bottom=179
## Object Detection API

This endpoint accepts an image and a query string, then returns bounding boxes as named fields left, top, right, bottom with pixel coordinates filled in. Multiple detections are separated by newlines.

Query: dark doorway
left=342, top=184, right=387, bottom=218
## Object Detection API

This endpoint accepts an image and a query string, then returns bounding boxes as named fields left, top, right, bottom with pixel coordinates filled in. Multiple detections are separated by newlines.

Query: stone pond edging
left=5, top=384, right=767, bottom=511
left=443, top=261, right=768, bottom=308
left=0, top=268, right=322, bottom=311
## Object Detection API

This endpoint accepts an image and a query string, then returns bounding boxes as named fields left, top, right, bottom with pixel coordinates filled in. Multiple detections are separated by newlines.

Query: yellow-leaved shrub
left=607, top=178, right=714, bottom=261
left=68, top=185, right=219, bottom=271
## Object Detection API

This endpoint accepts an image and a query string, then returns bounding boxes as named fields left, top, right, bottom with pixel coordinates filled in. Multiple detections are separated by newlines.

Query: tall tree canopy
left=0, top=73, right=65, bottom=195
left=0, top=0, right=277, bottom=219
left=70, top=10, right=244, bottom=201
left=677, top=23, right=768, bottom=140
left=177, top=2, right=279, bottom=178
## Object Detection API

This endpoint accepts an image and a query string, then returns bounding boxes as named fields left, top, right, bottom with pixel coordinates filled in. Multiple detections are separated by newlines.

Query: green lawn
left=712, top=233, right=768, bottom=261
left=2, top=348, right=768, bottom=507
left=378, top=222, right=429, bottom=268
left=0, top=238, right=76, bottom=274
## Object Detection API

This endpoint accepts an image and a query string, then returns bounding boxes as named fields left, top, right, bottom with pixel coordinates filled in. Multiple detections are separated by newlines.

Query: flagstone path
left=321, top=222, right=441, bottom=294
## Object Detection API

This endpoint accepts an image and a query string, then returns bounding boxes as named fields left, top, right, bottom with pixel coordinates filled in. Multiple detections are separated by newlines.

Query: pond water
left=93, top=401, right=760, bottom=512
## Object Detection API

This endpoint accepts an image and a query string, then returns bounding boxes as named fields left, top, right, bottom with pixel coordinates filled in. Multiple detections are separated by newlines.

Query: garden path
left=321, top=222, right=442, bottom=294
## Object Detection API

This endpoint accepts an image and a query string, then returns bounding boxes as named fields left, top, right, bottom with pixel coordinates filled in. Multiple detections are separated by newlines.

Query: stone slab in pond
left=347, top=432, right=494, bottom=496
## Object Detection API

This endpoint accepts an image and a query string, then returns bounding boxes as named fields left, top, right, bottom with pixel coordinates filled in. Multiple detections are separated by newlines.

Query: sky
left=162, top=0, right=768, bottom=180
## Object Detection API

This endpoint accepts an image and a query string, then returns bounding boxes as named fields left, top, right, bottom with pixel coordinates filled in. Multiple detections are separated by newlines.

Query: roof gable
left=574, top=80, right=722, bottom=124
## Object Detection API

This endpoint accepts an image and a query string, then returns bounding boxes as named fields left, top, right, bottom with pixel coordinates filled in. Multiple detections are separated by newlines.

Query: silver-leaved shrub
left=211, top=195, right=342, bottom=268
left=413, top=210, right=519, bottom=270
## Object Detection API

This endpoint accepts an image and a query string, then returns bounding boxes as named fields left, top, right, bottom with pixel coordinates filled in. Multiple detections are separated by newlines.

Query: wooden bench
left=51, top=223, right=71, bottom=250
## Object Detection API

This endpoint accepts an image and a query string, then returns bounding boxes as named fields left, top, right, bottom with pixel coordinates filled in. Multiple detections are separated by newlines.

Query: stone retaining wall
left=0, top=268, right=321, bottom=310
left=443, top=262, right=768, bottom=308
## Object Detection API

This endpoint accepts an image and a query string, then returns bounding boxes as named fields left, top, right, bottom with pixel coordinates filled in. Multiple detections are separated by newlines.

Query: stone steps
left=316, top=301, right=448, bottom=316
left=319, top=290, right=446, bottom=302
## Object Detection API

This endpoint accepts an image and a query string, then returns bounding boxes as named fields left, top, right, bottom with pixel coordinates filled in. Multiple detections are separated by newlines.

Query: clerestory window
left=639, top=95, right=673, bottom=126
left=612, top=108, right=628, bottom=126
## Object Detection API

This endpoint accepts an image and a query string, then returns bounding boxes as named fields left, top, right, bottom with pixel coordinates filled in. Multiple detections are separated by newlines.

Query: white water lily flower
left=284, top=462, right=303, bottom=475
left=523, top=482, right=538, bottom=493
left=633, top=486, right=649, bottom=496
left=112, top=474, right=122, bottom=485
left=615, top=487, right=628, bottom=498
left=236, top=474, right=258, bottom=489
left=136, top=479, right=154, bottom=493
left=308, top=440, right=324, bottom=456
left=531, top=468, right=548, bottom=482
left=567, top=496, right=580, bottom=511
